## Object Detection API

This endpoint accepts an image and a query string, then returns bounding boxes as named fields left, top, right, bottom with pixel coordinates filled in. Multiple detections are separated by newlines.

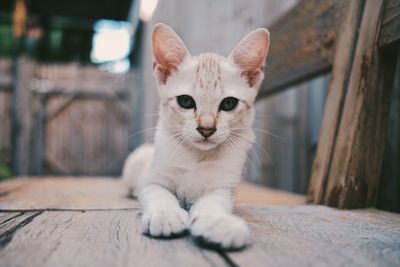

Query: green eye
left=177, top=95, right=196, bottom=109
left=219, top=97, right=239, bottom=111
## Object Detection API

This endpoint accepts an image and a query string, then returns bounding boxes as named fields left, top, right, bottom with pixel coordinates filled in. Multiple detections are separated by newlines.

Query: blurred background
left=0, top=0, right=398, bottom=210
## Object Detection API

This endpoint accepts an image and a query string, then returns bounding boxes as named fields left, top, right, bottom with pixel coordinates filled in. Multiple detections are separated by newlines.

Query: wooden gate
left=8, top=60, right=134, bottom=176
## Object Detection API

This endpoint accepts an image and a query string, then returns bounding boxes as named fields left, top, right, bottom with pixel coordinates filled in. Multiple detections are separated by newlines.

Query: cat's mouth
left=195, top=139, right=216, bottom=144
left=193, top=138, right=219, bottom=150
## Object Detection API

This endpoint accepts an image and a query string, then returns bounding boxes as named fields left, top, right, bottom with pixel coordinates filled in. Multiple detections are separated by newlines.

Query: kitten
left=123, top=23, right=269, bottom=250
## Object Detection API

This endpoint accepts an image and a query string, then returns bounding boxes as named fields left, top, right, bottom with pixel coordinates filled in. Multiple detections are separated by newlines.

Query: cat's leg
left=189, top=189, right=250, bottom=249
left=139, top=184, right=189, bottom=237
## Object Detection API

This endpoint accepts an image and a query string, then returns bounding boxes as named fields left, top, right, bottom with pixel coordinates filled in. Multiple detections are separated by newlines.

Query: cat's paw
left=190, top=213, right=250, bottom=250
left=141, top=206, right=189, bottom=237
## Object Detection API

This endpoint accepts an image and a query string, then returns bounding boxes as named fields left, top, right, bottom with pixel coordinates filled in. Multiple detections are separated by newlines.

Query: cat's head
left=152, top=23, right=269, bottom=151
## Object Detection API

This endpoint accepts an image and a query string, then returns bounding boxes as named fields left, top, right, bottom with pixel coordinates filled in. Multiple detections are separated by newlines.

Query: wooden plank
left=323, top=0, right=397, bottom=208
left=235, top=182, right=305, bottom=206
left=230, top=206, right=400, bottom=267
left=1, top=206, right=399, bottom=267
left=0, top=177, right=139, bottom=210
left=258, top=0, right=349, bottom=98
left=379, top=0, right=400, bottom=48
left=307, top=0, right=366, bottom=204
left=0, top=177, right=305, bottom=210
left=0, top=210, right=227, bottom=267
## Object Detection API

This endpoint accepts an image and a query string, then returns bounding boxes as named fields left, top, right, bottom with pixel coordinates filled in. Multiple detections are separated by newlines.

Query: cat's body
left=123, top=24, right=269, bottom=250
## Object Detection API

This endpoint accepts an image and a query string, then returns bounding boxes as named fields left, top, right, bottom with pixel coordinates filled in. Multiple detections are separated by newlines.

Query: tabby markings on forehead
left=195, top=54, right=223, bottom=92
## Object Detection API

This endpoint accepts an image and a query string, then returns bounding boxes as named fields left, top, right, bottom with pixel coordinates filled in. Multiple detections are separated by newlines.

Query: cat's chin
left=191, top=139, right=220, bottom=151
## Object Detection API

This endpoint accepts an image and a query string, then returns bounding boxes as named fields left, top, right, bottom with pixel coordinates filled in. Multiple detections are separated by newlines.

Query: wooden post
left=307, top=0, right=366, bottom=204
left=308, top=0, right=398, bottom=208
left=10, top=58, right=34, bottom=176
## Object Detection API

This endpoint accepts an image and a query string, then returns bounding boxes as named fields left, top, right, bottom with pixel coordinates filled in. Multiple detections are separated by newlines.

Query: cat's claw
left=141, top=206, right=189, bottom=237
left=190, top=213, right=251, bottom=250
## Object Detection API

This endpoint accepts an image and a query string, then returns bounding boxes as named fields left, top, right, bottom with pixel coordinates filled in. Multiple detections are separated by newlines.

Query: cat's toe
left=141, top=207, right=189, bottom=237
left=190, top=214, right=250, bottom=250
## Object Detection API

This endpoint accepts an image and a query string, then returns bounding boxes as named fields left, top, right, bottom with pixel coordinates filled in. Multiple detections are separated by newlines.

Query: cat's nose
left=196, top=126, right=216, bottom=139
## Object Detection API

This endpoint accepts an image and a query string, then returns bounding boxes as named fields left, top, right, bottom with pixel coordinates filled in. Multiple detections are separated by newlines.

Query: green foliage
left=0, top=149, right=12, bottom=181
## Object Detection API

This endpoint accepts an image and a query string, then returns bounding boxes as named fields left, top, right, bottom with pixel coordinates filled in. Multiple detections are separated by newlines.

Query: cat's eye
left=219, top=97, right=239, bottom=111
left=177, top=95, right=196, bottom=109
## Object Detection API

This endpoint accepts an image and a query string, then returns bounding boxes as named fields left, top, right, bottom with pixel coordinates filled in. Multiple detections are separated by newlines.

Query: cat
left=123, top=23, right=269, bottom=250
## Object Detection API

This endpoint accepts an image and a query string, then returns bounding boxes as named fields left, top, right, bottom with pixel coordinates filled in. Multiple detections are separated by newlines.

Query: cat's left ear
left=229, top=28, right=270, bottom=89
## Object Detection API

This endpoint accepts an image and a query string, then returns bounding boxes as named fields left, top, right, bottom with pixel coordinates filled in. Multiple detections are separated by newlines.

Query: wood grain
left=0, top=210, right=227, bottom=267
left=306, top=0, right=365, bottom=204
left=0, top=177, right=138, bottom=210
left=0, top=206, right=399, bottom=267
left=231, top=206, right=400, bottom=267
left=258, top=0, right=349, bottom=98
left=324, top=0, right=396, bottom=208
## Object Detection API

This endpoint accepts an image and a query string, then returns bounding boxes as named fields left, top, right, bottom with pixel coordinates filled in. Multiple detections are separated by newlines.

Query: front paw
left=190, top=213, right=250, bottom=250
left=141, top=206, right=189, bottom=237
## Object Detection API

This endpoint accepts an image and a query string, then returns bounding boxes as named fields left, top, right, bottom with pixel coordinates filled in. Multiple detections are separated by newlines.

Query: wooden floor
left=0, top=177, right=399, bottom=267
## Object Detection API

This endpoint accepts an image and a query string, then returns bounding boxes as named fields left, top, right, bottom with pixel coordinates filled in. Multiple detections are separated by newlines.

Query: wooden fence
left=1, top=58, right=134, bottom=176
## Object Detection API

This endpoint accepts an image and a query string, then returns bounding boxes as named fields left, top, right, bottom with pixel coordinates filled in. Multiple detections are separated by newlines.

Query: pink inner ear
left=152, top=24, right=189, bottom=84
left=231, top=29, right=269, bottom=87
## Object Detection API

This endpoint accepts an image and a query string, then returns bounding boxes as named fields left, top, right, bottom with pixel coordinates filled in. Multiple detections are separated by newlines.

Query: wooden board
left=0, top=210, right=227, bottom=267
left=323, top=0, right=396, bottom=208
left=0, top=177, right=305, bottom=210
left=258, top=0, right=349, bottom=98
left=307, top=0, right=365, bottom=204
left=0, top=205, right=399, bottom=267
left=0, top=177, right=138, bottom=210
left=231, top=206, right=400, bottom=267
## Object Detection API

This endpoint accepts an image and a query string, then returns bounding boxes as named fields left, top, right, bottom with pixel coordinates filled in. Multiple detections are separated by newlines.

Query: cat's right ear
left=152, top=23, right=190, bottom=85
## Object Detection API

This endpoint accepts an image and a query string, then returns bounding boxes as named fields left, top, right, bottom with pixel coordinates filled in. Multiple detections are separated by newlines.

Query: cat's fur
left=123, top=23, right=269, bottom=249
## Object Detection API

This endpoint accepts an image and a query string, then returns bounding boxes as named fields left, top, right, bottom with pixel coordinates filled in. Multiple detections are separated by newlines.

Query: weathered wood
left=1, top=178, right=400, bottom=267
left=258, top=0, right=349, bottom=98
left=10, top=58, right=35, bottom=175
left=0, top=177, right=138, bottom=210
left=307, top=0, right=365, bottom=204
left=0, top=206, right=399, bottom=267
left=230, top=206, right=400, bottom=267
left=0, top=210, right=227, bottom=267
left=379, top=0, right=400, bottom=48
left=45, top=97, right=131, bottom=175
left=0, top=177, right=304, bottom=210
left=0, top=91, right=11, bottom=153
left=323, top=0, right=396, bottom=208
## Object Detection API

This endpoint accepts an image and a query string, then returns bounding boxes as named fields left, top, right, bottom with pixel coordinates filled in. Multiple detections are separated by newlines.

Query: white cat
left=123, top=23, right=269, bottom=250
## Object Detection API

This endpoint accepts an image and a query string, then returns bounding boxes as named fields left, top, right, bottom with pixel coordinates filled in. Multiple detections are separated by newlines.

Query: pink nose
left=196, top=127, right=216, bottom=139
